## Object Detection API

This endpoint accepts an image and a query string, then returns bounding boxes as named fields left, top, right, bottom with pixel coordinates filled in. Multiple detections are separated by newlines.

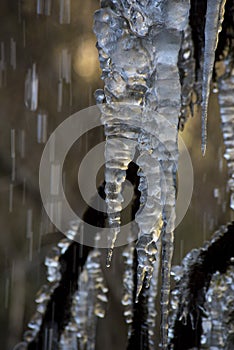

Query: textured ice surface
left=59, top=242, right=108, bottom=350
left=94, top=0, right=190, bottom=347
left=218, top=55, right=234, bottom=211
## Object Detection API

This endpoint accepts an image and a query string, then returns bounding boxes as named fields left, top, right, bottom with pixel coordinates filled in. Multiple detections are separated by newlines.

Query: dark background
left=0, top=1, right=232, bottom=349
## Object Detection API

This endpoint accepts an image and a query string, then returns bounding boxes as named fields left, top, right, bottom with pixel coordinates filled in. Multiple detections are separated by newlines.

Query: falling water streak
left=25, top=64, right=39, bottom=111
left=59, top=0, right=71, bottom=24
left=57, top=80, right=63, bottom=112
left=201, top=0, right=226, bottom=155
left=61, top=49, right=71, bottom=84
left=37, top=112, right=47, bottom=143
left=0, top=41, right=6, bottom=88
left=45, top=0, right=52, bottom=16
left=19, top=129, right=25, bottom=158
left=10, top=38, right=16, bottom=70
left=22, top=178, right=26, bottom=204
left=9, top=183, right=13, bottom=212
left=5, top=277, right=10, bottom=309
left=22, top=20, right=26, bottom=48
left=11, top=129, right=16, bottom=181
left=18, top=0, right=22, bottom=23
left=217, top=55, right=234, bottom=211
left=26, top=209, right=33, bottom=261
left=37, top=0, right=44, bottom=15
left=26, top=209, right=33, bottom=238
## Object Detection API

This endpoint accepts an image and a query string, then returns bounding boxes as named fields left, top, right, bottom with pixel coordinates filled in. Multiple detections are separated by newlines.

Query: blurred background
left=0, top=1, right=233, bottom=349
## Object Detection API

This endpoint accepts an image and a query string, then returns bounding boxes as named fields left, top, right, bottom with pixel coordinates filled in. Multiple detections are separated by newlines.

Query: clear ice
left=59, top=235, right=108, bottom=350
left=201, top=0, right=226, bottom=155
left=218, top=55, right=234, bottom=211
left=94, top=0, right=190, bottom=347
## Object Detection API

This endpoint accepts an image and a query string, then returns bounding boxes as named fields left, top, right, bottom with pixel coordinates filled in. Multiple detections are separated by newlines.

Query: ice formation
left=201, top=0, right=226, bottom=155
left=18, top=221, right=82, bottom=347
left=94, top=0, right=190, bottom=347
left=218, top=55, right=234, bottom=211
left=59, top=240, right=108, bottom=350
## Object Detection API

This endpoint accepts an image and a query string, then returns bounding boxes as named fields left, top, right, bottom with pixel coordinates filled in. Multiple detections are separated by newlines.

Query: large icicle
left=201, top=0, right=226, bottom=155
left=94, top=1, right=190, bottom=347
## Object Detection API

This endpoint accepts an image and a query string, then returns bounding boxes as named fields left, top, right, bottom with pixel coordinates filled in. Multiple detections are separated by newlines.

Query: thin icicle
left=148, top=238, right=161, bottom=350
left=201, top=0, right=226, bottom=155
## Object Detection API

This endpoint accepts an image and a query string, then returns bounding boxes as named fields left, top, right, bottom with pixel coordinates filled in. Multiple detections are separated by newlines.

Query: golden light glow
left=74, top=37, right=100, bottom=82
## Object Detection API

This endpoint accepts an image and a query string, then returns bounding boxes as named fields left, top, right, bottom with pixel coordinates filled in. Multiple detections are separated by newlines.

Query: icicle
left=201, top=0, right=226, bottom=155
left=94, top=2, right=189, bottom=347
left=60, top=235, right=108, bottom=350
left=17, top=221, right=82, bottom=347
left=104, top=136, right=136, bottom=267
left=201, top=266, right=234, bottom=349
left=24, top=63, right=39, bottom=111
left=10, top=38, right=16, bottom=71
left=148, top=238, right=161, bottom=350
left=178, top=24, right=195, bottom=130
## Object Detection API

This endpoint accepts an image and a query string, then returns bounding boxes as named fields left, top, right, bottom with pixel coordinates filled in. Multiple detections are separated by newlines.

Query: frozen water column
left=94, top=0, right=190, bottom=347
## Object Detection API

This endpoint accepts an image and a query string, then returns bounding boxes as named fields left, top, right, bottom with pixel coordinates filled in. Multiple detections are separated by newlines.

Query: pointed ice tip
left=106, top=248, right=113, bottom=268
left=135, top=286, right=142, bottom=304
